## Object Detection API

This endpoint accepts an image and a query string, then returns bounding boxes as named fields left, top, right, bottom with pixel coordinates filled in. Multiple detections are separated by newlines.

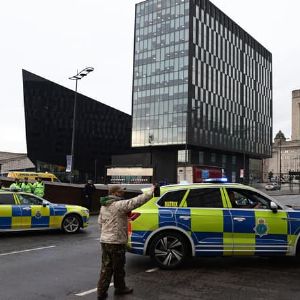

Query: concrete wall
left=0, top=177, right=140, bottom=214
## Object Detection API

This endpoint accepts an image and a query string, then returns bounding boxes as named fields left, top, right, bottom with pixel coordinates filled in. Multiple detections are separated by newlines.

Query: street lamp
left=68, top=67, right=94, bottom=183
left=148, top=133, right=154, bottom=182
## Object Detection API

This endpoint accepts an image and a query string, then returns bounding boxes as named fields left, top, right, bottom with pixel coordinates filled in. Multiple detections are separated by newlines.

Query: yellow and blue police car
left=127, top=182, right=300, bottom=269
left=0, top=190, right=89, bottom=233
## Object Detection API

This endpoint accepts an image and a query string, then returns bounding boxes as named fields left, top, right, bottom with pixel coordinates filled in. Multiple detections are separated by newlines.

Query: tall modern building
left=23, top=70, right=132, bottom=182
left=131, top=0, right=272, bottom=182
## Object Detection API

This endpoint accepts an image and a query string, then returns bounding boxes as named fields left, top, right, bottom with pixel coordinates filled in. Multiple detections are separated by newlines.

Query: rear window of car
left=185, top=188, right=223, bottom=208
left=157, top=189, right=187, bottom=207
left=0, top=193, right=16, bottom=205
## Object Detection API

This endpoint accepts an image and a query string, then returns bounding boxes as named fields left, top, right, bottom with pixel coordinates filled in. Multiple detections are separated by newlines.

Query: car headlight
left=81, top=209, right=89, bottom=215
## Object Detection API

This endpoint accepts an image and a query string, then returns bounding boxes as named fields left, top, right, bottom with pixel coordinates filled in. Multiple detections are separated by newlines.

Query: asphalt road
left=1, top=195, right=300, bottom=300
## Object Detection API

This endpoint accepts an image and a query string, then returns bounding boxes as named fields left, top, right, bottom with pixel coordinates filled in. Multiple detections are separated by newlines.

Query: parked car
left=265, top=182, right=281, bottom=191
left=0, top=190, right=89, bottom=233
left=127, top=182, right=299, bottom=269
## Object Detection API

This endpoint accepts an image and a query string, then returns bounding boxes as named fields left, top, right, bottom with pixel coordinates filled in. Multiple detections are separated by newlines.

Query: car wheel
left=62, top=214, right=81, bottom=233
left=149, top=231, right=188, bottom=269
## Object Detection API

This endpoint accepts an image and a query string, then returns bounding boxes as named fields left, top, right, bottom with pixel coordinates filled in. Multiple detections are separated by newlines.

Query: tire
left=62, top=214, right=81, bottom=234
left=149, top=231, right=189, bottom=270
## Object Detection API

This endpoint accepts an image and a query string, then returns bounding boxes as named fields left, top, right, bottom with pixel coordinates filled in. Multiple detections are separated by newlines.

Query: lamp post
left=279, top=137, right=282, bottom=188
left=148, top=133, right=154, bottom=183
left=68, top=67, right=94, bottom=183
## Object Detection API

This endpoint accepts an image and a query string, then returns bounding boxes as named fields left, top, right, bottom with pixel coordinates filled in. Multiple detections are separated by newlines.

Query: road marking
left=145, top=267, right=159, bottom=273
left=75, top=283, right=114, bottom=297
left=0, top=245, right=56, bottom=257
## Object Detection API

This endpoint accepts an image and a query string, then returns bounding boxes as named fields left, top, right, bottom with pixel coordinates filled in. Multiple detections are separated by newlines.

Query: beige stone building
left=263, top=132, right=300, bottom=182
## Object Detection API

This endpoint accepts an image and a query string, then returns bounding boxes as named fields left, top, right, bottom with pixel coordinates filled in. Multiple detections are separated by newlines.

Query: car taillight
left=128, top=212, right=141, bottom=221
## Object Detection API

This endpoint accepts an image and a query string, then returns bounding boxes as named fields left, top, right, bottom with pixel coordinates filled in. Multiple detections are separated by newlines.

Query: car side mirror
left=270, top=201, right=278, bottom=213
left=42, top=201, right=48, bottom=207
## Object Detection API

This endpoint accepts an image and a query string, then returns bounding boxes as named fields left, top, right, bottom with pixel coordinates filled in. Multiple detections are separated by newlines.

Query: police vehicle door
left=17, top=193, right=50, bottom=229
left=224, top=188, right=288, bottom=255
left=182, top=187, right=233, bottom=256
left=0, top=193, right=22, bottom=230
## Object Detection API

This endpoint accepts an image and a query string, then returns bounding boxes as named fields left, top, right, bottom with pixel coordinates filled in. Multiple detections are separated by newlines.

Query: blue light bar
left=203, top=177, right=228, bottom=183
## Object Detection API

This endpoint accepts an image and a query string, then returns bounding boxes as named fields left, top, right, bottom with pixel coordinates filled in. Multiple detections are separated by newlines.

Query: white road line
left=0, top=245, right=56, bottom=257
left=75, top=283, right=114, bottom=297
left=145, top=267, right=159, bottom=273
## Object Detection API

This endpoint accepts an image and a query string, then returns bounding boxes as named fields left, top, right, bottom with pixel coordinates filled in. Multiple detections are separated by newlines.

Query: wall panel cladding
left=23, top=70, right=132, bottom=173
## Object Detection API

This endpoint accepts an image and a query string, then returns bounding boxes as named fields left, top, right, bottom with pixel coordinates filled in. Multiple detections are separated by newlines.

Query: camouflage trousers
left=97, top=243, right=126, bottom=296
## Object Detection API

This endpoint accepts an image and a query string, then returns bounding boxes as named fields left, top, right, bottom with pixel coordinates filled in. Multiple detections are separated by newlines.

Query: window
left=226, top=188, right=274, bottom=209
left=185, top=188, right=223, bottom=208
left=18, top=194, right=43, bottom=205
left=0, top=194, right=15, bottom=205
left=157, top=189, right=187, bottom=207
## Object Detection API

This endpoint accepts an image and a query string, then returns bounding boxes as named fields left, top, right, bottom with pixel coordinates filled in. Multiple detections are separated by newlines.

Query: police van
left=7, top=172, right=59, bottom=182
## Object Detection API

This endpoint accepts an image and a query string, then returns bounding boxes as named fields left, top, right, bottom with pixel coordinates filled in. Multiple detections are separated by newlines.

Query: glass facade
left=190, top=0, right=272, bottom=157
left=132, top=0, right=272, bottom=158
left=132, top=0, right=190, bottom=146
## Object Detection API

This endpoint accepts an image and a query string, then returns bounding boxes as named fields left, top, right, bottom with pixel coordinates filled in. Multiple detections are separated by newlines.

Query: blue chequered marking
left=0, top=217, right=11, bottom=229
left=159, top=208, right=177, bottom=227
left=49, top=206, right=55, bottom=216
left=175, top=208, right=191, bottom=231
left=31, top=216, right=50, bottom=228
left=230, top=210, right=255, bottom=233
left=194, top=232, right=224, bottom=257
left=193, top=232, right=223, bottom=244
left=12, top=206, right=22, bottom=216
left=287, top=212, right=300, bottom=235
left=223, top=210, right=232, bottom=233
left=131, top=230, right=152, bottom=243
left=192, top=232, right=223, bottom=256
left=53, top=205, right=67, bottom=216
left=256, top=234, right=288, bottom=245
left=19, top=206, right=31, bottom=216
left=255, top=234, right=288, bottom=255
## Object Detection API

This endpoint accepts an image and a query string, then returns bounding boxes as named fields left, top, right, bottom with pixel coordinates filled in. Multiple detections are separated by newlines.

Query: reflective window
left=185, top=188, right=223, bottom=208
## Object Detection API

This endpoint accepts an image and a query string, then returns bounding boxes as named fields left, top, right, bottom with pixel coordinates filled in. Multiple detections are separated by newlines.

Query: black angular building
left=129, top=0, right=272, bottom=183
left=23, top=70, right=132, bottom=182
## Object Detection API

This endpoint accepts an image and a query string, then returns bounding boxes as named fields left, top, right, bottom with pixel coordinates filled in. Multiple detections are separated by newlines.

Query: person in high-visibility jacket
left=32, top=177, right=45, bottom=198
left=9, top=178, right=22, bottom=191
left=21, top=177, right=33, bottom=193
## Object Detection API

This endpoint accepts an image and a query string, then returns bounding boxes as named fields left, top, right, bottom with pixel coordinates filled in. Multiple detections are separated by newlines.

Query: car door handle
left=233, top=217, right=246, bottom=222
left=179, top=216, right=191, bottom=220
left=22, top=207, right=31, bottom=211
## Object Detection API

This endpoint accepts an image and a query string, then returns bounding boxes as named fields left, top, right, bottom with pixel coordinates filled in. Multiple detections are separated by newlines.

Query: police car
left=0, top=190, right=89, bottom=233
left=127, top=183, right=300, bottom=269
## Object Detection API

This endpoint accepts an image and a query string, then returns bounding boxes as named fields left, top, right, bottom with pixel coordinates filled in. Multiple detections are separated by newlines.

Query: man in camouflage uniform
left=97, top=185, right=154, bottom=300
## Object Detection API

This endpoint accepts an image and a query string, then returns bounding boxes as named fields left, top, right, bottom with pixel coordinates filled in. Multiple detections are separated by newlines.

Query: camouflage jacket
left=98, top=192, right=152, bottom=244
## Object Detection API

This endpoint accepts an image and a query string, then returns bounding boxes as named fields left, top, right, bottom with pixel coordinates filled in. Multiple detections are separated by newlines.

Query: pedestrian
left=97, top=185, right=154, bottom=300
left=32, top=177, right=45, bottom=198
left=83, top=179, right=96, bottom=210
left=21, top=177, right=33, bottom=193
left=9, top=178, right=22, bottom=191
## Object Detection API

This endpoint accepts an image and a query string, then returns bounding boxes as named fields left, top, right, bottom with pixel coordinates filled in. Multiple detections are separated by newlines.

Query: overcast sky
left=0, top=0, right=299, bottom=153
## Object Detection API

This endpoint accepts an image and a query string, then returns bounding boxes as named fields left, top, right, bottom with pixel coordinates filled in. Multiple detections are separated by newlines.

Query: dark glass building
left=131, top=0, right=272, bottom=182
left=23, top=70, right=132, bottom=182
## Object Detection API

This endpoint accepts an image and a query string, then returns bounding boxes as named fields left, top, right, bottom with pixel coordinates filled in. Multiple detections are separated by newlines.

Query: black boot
left=114, top=287, right=133, bottom=295
left=97, top=292, right=108, bottom=300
